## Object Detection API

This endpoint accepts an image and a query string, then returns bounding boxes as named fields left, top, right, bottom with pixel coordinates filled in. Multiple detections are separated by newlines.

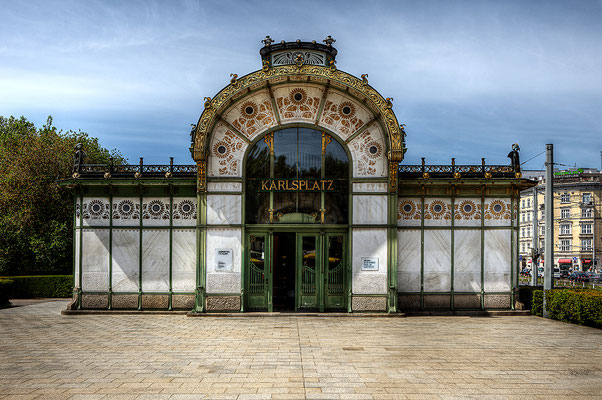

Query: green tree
left=0, top=115, right=125, bottom=275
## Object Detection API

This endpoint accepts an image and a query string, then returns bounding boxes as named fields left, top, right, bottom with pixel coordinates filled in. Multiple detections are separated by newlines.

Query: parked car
left=569, top=272, right=589, bottom=282
left=520, top=268, right=531, bottom=277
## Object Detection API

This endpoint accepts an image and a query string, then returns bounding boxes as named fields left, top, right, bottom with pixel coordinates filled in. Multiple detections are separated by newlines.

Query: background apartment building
left=519, top=168, right=601, bottom=273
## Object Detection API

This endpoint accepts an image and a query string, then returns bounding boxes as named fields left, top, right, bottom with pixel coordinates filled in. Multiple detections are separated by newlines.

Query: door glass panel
left=248, top=236, right=265, bottom=295
left=300, top=236, right=317, bottom=296
left=327, top=236, right=344, bottom=296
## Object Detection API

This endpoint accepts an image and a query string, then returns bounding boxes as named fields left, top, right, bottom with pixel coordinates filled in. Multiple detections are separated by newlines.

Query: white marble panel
left=454, top=198, right=482, bottom=227
left=112, top=229, right=139, bottom=292
left=207, top=182, right=243, bottom=192
left=207, top=121, right=248, bottom=177
left=141, top=230, right=169, bottom=292
left=484, top=198, right=512, bottom=227
left=352, top=195, right=387, bottom=225
left=423, top=230, right=451, bottom=292
left=172, top=229, right=196, bottom=292
left=112, top=197, right=141, bottom=227
left=348, top=125, right=387, bottom=178
left=484, top=229, right=511, bottom=291
left=352, top=182, right=388, bottom=193
left=423, top=198, right=452, bottom=227
left=352, top=229, right=387, bottom=294
left=74, top=230, right=80, bottom=288
left=82, top=197, right=110, bottom=227
left=512, top=229, right=518, bottom=288
left=207, top=195, right=241, bottom=225
left=206, top=228, right=241, bottom=293
left=397, top=230, right=421, bottom=292
left=319, top=90, right=372, bottom=140
left=221, top=90, right=277, bottom=142
left=82, top=229, right=109, bottom=291
left=454, top=230, right=481, bottom=292
left=397, top=198, right=422, bottom=227
left=172, top=198, right=197, bottom=227
left=272, top=84, right=325, bottom=126
left=142, top=197, right=171, bottom=227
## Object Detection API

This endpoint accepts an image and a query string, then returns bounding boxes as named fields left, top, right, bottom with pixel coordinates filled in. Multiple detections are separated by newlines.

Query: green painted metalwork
left=297, top=234, right=319, bottom=310
left=108, top=187, right=113, bottom=310
left=450, top=195, right=455, bottom=310
left=246, top=233, right=269, bottom=311
left=78, top=192, right=83, bottom=310
left=420, top=195, right=425, bottom=310
left=168, top=185, right=173, bottom=311
left=324, top=233, right=346, bottom=310
left=480, top=194, right=485, bottom=310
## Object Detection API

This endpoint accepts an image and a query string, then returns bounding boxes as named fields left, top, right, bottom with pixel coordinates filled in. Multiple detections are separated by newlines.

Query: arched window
left=245, top=127, right=349, bottom=224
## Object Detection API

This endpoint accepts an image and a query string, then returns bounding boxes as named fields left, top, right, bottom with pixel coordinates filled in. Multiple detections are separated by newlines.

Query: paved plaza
left=1, top=301, right=601, bottom=399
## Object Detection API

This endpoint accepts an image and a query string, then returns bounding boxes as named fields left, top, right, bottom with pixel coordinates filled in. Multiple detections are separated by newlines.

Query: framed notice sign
left=215, top=248, right=233, bottom=272
left=361, top=257, right=379, bottom=271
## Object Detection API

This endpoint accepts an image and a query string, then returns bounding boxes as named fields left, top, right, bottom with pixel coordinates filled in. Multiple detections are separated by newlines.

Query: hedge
left=0, top=279, right=14, bottom=307
left=530, top=288, right=602, bottom=328
left=0, top=275, right=72, bottom=298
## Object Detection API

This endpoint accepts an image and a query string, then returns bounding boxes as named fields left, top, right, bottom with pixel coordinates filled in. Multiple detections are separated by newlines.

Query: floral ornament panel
left=484, top=198, right=512, bottom=225
left=319, top=92, right=370, bottom=140
left=454, top=199, right=481, bottom=220
left=173, top=199, right=197, bottom=221
left=348, top=128, right=386, bottom=177
left=209, top=122, right=247, bottom=177
left=423, top=199, right=452, bottom=223
left=274, top=85, right=323, bottom=124
left=224, top=91, right=276, bottom=141
left=112, top=199, right=140, bottom=220
left=397, top=199, right=422, bottom=226
left=81, top=198, right=110, bottom=222
left=142, top=199, right=171, bottom=221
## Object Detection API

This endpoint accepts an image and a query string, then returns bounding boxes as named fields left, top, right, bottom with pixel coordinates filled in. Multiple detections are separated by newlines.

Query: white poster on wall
left=215, top=248, right=233, bottom=272
left=361, top=257, right=379, bottom=271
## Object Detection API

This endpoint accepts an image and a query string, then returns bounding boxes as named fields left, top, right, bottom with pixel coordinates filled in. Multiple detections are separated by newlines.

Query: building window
left=521, top=200, right=525, bottom=208
left=561, top=193, right=570, bottom=203
left=582, top=193, right=592, bottom=204
left=561, top=208, right=570, bottom=219
left=540, top=226, right=545, bottom=236
left=527, top=198, right=531, bottom=208
left=521, top=228, right=526, bottom=237
left=581, top=224, right=592, bottom=234
left=581, top=239, right=592, bottom=251
left=560, top=224, right=571, bottom=235
left=582, top=208, right=593, bottom=218
left=521, top=243, right=525, bottom=253
left=560, top=240, right=571, bottom=252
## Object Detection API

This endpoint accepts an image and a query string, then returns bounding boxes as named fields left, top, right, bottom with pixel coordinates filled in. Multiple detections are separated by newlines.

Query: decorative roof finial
left=323, top=35, right=336, bottom=46
left=261, top=35, right=274, bottom=47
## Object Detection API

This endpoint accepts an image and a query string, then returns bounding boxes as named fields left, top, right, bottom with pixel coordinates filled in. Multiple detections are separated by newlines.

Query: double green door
left=245, top=232, right=347, bottom=312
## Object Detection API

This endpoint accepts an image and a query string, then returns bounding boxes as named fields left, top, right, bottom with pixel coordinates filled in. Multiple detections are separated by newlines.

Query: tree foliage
left=0, top=115, right=125, bottom=275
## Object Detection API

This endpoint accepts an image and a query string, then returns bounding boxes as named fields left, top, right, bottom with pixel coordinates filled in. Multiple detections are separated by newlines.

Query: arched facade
left=192, top=55, right=407, bottom=311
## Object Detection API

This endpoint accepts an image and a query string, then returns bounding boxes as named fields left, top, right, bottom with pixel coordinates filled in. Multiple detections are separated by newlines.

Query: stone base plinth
left=351, top=296, right=387, bottom=311
left=206, top=296, right=240, bottom=311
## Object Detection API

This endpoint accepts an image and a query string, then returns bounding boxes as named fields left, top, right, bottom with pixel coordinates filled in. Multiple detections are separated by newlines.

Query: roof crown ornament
left=323, top=35, right=336, bottom=46
left=261, top=35, right=274, bottom=47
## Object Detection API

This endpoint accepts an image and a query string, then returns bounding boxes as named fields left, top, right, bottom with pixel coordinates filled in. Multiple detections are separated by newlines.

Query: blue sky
left=1, top=0, right=601, bottom=169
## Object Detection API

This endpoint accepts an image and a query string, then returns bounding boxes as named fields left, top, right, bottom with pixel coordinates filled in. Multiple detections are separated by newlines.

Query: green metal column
left=450, top=194, right=455, bottom=310
left=195, top=190, right=207, bottom=313
left=168, top=184, right=173, bottom=311
left=108, top=187, right=113, bottom=310
left=78, top=191, right=83, bottom=309
left=420, top=192, right=425, bottom=310
left=480, top=191, right=485, bottom=310
left=138, top=186, right=143, bottom=311
left=388, top=187, right=398, bottom=312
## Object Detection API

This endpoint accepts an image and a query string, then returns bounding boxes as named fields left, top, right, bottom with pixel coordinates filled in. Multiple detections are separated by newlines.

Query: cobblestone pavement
left=1, top=301, right=601, bottom=400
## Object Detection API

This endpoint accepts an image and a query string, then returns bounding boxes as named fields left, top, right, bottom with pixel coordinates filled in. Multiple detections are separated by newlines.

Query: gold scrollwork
left=321, top=132, right=331, bottom=155
left=389, top=161, right=399, bottom=193
left=197, top=160, right=206, bottom=192
left=263, top=132, right=274, bottom=154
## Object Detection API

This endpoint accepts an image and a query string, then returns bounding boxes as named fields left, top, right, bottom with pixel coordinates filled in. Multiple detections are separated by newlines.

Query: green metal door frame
left=244, top=227, right=347, bottom=312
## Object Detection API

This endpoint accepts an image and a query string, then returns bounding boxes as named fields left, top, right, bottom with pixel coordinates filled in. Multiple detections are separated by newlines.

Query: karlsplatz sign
left=259, top=179, right=335, bottom=192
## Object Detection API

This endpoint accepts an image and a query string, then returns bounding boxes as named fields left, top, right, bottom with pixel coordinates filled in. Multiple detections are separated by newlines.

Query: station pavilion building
left=60, top=38, right=535, bottom=313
